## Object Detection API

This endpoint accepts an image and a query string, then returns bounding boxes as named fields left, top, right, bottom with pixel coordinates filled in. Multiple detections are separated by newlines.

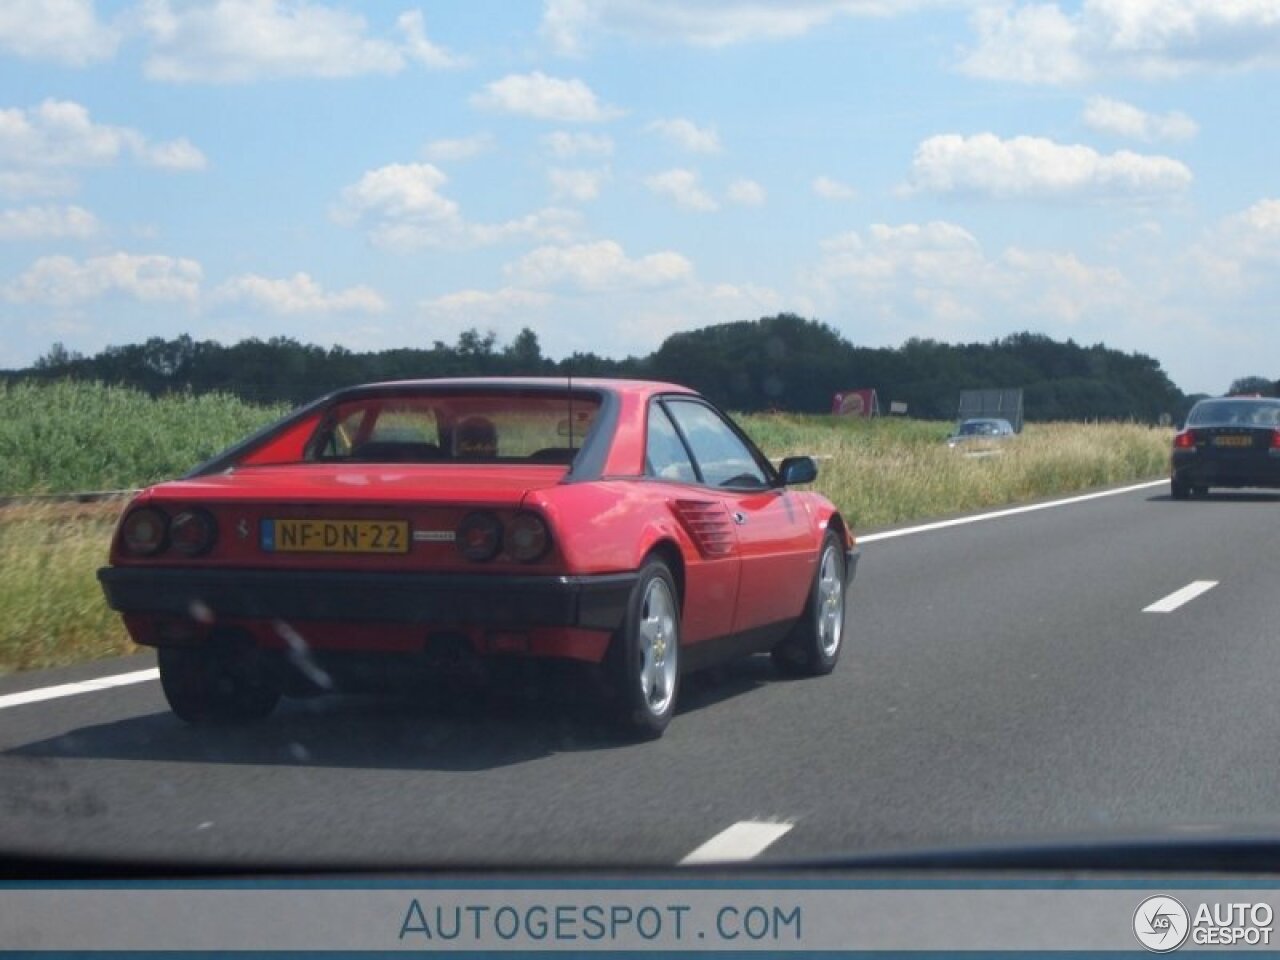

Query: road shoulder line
left=859, top=479, right=1167, bottom=544
left=0, top=667, right=159, bottom=711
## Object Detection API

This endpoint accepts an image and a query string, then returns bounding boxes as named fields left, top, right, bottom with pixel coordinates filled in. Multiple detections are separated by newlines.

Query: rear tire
left=158, top=643, right=281, bottom=724
left=1170, top=478, right=1190, bottom=500
left=772, top=531, right=846, bottom=677
left=607, top=558, right=680, bottom=739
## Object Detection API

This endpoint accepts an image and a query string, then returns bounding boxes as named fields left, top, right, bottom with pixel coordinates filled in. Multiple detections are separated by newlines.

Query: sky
left=1, top=1, right=1279, bottom=395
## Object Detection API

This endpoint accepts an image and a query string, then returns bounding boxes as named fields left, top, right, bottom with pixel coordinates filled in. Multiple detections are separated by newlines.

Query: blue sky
left=2, top=1, right=1280, bottom=395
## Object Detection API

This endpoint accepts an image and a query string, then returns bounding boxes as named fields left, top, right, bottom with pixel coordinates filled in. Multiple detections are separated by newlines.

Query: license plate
left=1213, top=436, right=1253, bottom=448
left=262, top=519, right=410, bottom=554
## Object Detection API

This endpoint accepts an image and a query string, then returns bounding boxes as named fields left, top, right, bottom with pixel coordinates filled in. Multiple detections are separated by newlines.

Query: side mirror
left=778, top=455, right=818, bottom=485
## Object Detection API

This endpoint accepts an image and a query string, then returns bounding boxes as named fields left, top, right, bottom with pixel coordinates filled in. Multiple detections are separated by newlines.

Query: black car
left=1170, top=397, right=1280, bottom=499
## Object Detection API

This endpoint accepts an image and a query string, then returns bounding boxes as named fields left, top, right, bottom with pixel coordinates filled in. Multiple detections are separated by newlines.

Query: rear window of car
left=303, top=391, right=602, bottom=464
left=1186, top=400, right=1280, bottom=427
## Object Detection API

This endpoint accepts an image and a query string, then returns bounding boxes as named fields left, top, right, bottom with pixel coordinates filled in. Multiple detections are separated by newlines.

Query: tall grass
left=0, top=383, right=1173, bottom=674
left=740, top=413, right=1171, bottom=529
left=0, top=380, right=286, bottom=494
left=0, top=500, right=132, bottom=672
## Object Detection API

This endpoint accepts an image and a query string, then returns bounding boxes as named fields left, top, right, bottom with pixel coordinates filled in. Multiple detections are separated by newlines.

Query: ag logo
left=1134, top=895, right=1190, bottom=952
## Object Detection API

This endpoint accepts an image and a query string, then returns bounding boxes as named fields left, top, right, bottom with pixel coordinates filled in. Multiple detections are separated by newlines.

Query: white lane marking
left=859, top=479, right=1167, bottom=544
left=0, top=667, right=159, bottom=711
left=1143, top=580, right=1219, bottom=613
left=679, top=820, right=794, bottom=865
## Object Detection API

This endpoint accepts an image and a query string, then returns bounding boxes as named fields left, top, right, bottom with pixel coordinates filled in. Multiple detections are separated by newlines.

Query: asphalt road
left=4, top=480, right=1280, bottom=871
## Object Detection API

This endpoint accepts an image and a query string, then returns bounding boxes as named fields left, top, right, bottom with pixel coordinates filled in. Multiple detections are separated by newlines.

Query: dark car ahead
left=1170, top=397, right=1280, bottom=499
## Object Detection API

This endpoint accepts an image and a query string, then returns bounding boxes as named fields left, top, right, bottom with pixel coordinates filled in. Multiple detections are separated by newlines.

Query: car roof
left=1195, top=396, right=1280, bottom=406
left=344, top=377, right=697, bottom=400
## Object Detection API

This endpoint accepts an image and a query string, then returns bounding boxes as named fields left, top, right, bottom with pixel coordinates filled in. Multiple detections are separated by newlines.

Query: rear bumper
left=97, top=566, right=637, bottom=633
left=1171, top=450, right=1280, bottom=488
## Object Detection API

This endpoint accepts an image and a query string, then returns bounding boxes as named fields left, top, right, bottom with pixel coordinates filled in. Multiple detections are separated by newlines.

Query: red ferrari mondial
left=98, top=378, right=859, bottom=737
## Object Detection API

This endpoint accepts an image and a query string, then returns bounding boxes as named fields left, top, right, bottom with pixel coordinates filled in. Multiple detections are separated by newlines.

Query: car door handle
left=732, top=511, right=747, bottom=525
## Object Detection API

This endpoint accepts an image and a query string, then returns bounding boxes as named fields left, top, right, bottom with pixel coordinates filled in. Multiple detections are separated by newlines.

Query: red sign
left=831, top=389, right=878, bottom=417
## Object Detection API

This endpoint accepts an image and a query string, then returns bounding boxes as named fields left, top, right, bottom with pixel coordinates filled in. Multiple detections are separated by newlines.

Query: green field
left=0, top=381, right=1173, bottom=674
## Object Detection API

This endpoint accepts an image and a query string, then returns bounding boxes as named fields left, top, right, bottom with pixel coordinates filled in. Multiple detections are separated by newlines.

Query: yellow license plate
left=263, top=519, right=409, bottom=554
left=1214, top=436, right=1253, bottom=448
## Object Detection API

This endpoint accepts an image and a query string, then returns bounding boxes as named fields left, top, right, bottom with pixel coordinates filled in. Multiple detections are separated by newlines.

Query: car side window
left=645, top=403, right=698, bottom=483
left=664, top=400, right=769, bottom=489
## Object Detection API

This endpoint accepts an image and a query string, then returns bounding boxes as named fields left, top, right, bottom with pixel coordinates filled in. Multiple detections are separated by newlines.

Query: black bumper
left=1171, top=451, right=1280, bottom=488
left=97, top=567, right=637, bottom=632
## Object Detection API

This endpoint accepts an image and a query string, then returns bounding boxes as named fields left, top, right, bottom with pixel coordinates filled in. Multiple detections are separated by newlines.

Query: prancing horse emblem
left=237, top=518, right=250, bottom=540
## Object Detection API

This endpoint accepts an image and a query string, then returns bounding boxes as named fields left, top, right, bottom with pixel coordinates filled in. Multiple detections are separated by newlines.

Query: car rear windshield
left=1186, top=400, right=1280, bottom=427
left=302, top=391, right=602, bottom=465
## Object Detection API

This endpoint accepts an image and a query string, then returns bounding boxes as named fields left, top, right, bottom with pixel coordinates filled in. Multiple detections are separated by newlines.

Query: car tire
left=158, top=643, right=281, bottom=724
left=608, top=558, right=680, bottom=739
left=772, top=530, right=846, bottom=677
left=1170, top=478, right=1190, bottom=500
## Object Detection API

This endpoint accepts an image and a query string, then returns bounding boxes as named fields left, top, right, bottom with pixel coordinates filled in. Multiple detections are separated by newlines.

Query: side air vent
left=670, top=499, right=736, bottom=558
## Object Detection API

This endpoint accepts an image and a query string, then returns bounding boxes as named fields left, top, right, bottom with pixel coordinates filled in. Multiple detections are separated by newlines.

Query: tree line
left=11, top=314, right=1199, bottom=422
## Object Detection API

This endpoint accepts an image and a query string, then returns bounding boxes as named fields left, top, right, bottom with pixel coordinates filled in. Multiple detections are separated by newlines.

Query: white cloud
left=423, top=134, right=495, bottom=162
left=960, top=3, right=1085, bottom=84
left=506, top=240, right=693, bottom=290
left=216, top=272, right=387, bottom=314
left=0, top=170, right=78, bottom=199
left=1191, top=198, right=1280, bottom=293
left=471, top=72, right=622, bottom=123
left=961, top=0, right=1280, bottom=84
left=806, top=220, right=1135, bottom=341
left=333, top=162, right=458, bottom=228
left=647, top=117, right=721, bottom=153
left=643, top=168, right=718, bottom=211
left=0, top=0, right=119, bottom=65
left=726, top=178, right=766, bottom=206
left=0, top=204, right=99, bottom=240
left=5, top=252, right=202, bottom=305
left=395, top=10, right=467, bottom=69
left=419, top=287, right=553, bottom=320
left=540, top=0, right=946, bottom=53
left=548, top=166, right=609, bottom=202
left=1082, top=96, right=1198, bottom=141
left=0, top=99, right=206, bottom=197
left=812, top=175, right=858, bottom=201
left=138, top=137, right=208, bottom=170
left=140, top=0, right=463, bottom=83
left=333, top=161, right=580, bottom=250
left=905, top=133, right=1192, bottom=199
left=542, top=130, right=615, bottom=158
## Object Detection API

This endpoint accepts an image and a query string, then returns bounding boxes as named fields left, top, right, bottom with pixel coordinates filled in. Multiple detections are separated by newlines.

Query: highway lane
left=3, top=481, right=1280, bottom=869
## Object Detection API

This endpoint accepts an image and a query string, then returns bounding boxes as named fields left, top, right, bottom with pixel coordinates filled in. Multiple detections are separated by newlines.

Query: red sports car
left=98, top=378, right=859, bottom=737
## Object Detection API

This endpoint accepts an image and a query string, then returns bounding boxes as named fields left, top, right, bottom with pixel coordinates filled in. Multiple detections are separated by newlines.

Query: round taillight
left=170, top=509, right=217, bottom=556
left=457, top=511, right=502, bottom=562
left=508, top=512, right=550, bottom=563
left=121, top=507, right=168, bottom=556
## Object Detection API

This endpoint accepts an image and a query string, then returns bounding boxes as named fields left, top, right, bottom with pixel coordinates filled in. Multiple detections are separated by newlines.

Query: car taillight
left=120, top=507, right=168, bottom=556
left=1173, top=430, right=1197, bottom=450
left=169, top=509, right=218, bottom=556
left=1272, top=429, right=1280, bottom=449
left=508, top=512, right=550, bottom=563
left=457, top=511, right=503, bottom=562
